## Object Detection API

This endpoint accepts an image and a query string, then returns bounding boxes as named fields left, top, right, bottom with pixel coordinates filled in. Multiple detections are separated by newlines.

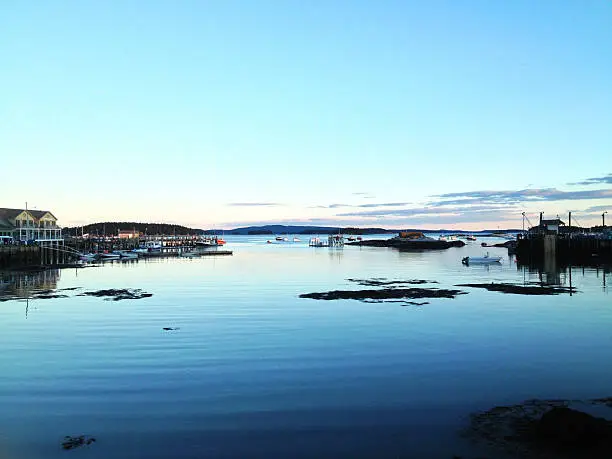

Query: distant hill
left=62, top=222, right=203, bottom=236
left=227, top=225, right=395, bottom=235
left=62, top=222, right=524, bottom=237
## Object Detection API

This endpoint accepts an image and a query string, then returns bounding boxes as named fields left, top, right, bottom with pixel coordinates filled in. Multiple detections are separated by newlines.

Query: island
left=346, top=232, right=466, bottom=250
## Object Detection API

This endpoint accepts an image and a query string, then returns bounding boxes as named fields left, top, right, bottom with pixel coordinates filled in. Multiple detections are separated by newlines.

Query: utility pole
left=604, top=211, right=608, bottom=228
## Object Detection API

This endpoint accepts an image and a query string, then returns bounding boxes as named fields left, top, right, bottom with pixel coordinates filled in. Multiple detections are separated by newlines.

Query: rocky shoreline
left=347, top=238, right=465, bottom=250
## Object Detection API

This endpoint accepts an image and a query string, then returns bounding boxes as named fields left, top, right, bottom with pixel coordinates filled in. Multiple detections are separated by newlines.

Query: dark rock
left=79, top=289, right=153, bottom=301
left=61, top=435, right=96, bottom=450
left=347, top=278, right=438, bottom=287
left=300, top=287, right=466, bottom=302
left=456, top=283, right=576, bottom=296
left=535, top=407, right=611, bottom=449
left=347, top=238, right=465, bottom=250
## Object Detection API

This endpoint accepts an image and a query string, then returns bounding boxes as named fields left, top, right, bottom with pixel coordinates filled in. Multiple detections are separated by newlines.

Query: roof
left=541, top=219, right=565, bottom=226
left=0, top=208, right=57, bottom=229
left=29, top=210, right=56, bottom=220
left=0, top=208, right=28, bottom=220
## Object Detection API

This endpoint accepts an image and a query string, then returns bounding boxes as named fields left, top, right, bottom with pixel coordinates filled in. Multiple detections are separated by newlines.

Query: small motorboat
left=99, top=252, right=120, bottom=260
left=275, top=236, right=284, bottom=241
left=293, top=237, right=301, bottom=242
left=462, top=253, right=502, bottom=265
left=466, top=235, right=477, bottom=241
left=79, top=252, right=98, bottom=262
left=347, top=236, right=356, bottom=241
left=266, top=240, right=273, bottom=244
left=114, top=250, right=138, bottom=259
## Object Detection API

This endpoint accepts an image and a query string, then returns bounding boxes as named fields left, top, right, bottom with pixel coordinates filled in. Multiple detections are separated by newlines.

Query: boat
left=99, top=252, right=120, bottom=260
left=462, top=253, right=502, bottom=265
left=216, top=237, right=226, bottom=246
left=113, top=250, right=138, bottom=259
left=196, top=237, right=217, bottom=247
left=356, top=236, right=363, bottom=241
left=309, top=237, right=327, bottom=247
left=266, top=240, right=273, bottom=244
left=275, top=236, right=284, bottom=241
left=466, top=235, right=477, bottom=241
left=347, top=236, right=356, bottom=241
left=134, top=241, right=162, bottom=254
left=79, top=252, right=98, bottom=262
left=293, top=237, right=301, bottom=242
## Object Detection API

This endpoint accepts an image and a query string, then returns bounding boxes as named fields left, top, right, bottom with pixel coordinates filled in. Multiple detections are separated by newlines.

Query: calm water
left=0, top=236, right=610, bottom=459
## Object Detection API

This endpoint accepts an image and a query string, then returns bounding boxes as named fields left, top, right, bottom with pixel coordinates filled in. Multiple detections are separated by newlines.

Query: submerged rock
left=61, top=435, right=96, bottom=450
left=347, top=278, right=438, bottom=287
left=79, top=289, right=153, bottom=301
left=456, top=283, right=576, bottom=295
left=466, top=398, right=612, bottom=458
left=300, top=287, right=466, bottom=302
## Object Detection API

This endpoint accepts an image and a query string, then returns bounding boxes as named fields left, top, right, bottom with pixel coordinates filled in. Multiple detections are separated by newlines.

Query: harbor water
left=0, top=235, right=610, bottom=458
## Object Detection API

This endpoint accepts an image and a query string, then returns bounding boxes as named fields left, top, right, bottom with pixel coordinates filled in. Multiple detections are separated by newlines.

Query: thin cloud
left=584, top=205, right=610, bottom=213
left=432, top=188, right=612, bottom=205
left=337, top=205, right=517, bottom=218
left=228, top=202, right=282, bottom=207
left=569, top=173, right=612, bottom=186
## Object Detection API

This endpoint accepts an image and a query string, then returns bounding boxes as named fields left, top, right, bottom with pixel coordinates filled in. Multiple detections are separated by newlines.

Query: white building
left=0, top=208, right=63, bottom=243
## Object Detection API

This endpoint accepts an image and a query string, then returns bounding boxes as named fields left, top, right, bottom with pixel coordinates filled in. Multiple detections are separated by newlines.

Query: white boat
left=293, top=237, right=301, bottom=242
left=79, top=253, right=98, bottom=262
left=134, top=241, right=162, bottom=253
left=462, top=253, right=502, bottom=265
left=99, top=252, right=120, bottom=260
left=275, top=236, right=284, bottom=241
left=114, top=250, right=138, bottom=259
left=466, top=235, right=477, bottom=241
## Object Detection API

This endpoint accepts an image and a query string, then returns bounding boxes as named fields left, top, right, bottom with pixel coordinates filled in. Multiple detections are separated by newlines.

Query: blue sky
left=2, top=0, right=610, bottom=229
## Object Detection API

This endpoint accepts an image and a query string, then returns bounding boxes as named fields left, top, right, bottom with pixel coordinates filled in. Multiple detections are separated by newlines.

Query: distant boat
left=275, top=236, right=284, bottom=241
left=99, top=252, right=120, bottom=260
left=466, top=235, right=477, bottom=241
left=79, top=253, right=97, bottom=262
left=293, top=237, right=301, bottom=242
left=134, top=241, right=162, bottom=253
left=462, top=253, right=502, bottom=265
left=266, top=240, right=273, bottom=244
left=347, top=236, right=356, bottom=241
left=113, top=250, right=138, bottom=259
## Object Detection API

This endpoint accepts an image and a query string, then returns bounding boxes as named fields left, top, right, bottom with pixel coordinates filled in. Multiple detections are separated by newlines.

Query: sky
left=1, top=0, right=611, bottom=230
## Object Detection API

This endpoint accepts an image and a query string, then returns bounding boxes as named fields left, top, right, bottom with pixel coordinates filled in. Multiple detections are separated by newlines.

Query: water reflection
left=517, top=258, right=610, bottom=292
left=0, top=269, right=60, bottom=301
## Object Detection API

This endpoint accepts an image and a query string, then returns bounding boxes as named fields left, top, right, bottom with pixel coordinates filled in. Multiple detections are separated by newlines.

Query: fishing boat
left=461, top=253, right=502, bottom=265
left=196, top=237, right=217, bottom=247
left=134, top=241, right=162, bottom=254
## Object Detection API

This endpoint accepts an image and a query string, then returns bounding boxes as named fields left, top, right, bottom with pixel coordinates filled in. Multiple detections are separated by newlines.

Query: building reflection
left=0, top=269, right=60, bottom=300
left=517, top=257, right=610, bottom=291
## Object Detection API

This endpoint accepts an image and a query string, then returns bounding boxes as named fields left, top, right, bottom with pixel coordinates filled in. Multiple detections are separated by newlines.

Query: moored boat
left=462, top=253, right=502, bottom=265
